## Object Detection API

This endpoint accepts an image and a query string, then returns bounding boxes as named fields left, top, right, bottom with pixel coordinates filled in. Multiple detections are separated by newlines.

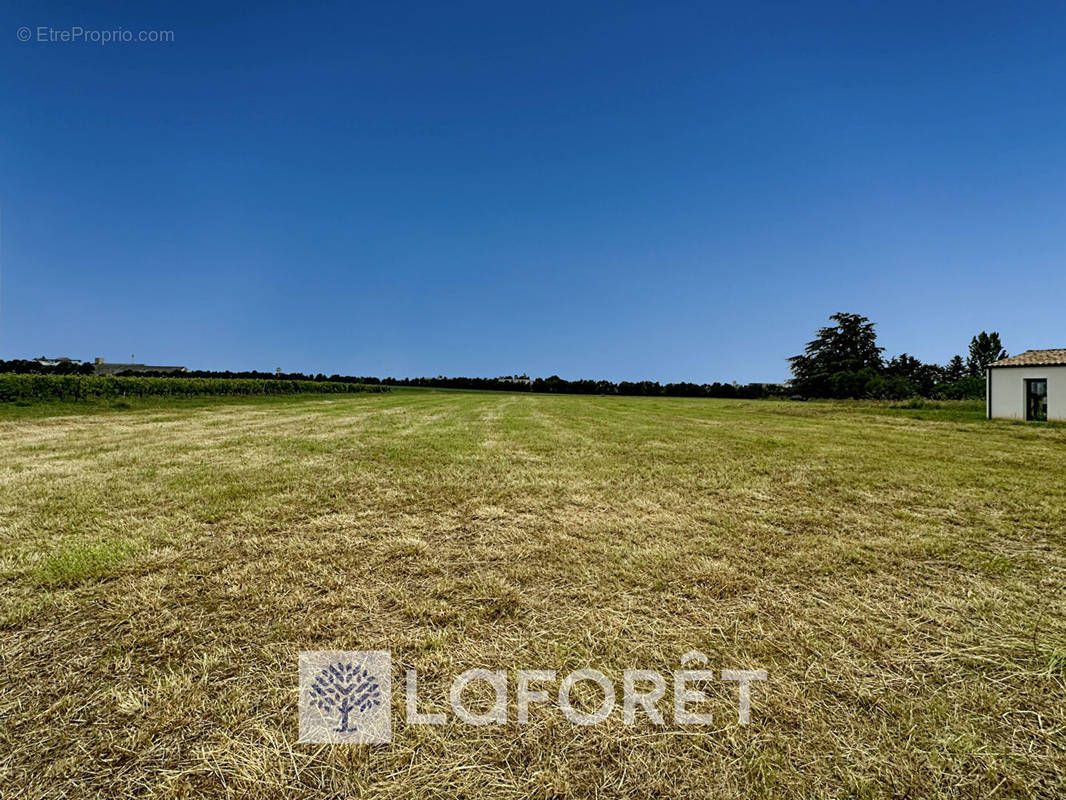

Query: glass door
left=1026, top=379, right=1047, bottom=421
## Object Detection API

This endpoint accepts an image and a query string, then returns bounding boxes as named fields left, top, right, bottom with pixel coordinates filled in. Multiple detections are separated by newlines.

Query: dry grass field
left=1, top=390, right=1064, bottom=798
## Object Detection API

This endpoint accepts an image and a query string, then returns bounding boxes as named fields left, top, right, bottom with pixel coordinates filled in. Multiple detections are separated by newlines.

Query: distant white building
left=92, top=356, right=188, bottom=376
left=35, top=356, right=82, bottom=367
left=987, top=349, right=1066, bottom=421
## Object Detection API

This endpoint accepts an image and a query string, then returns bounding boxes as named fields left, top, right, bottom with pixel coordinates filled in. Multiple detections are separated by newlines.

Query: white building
left=35, top=356, right=82, bottom=367
left=987, top=349, right=1066, bottom=422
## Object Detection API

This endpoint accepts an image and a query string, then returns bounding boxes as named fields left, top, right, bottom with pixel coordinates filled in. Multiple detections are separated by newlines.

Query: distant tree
left=865, top=372, right=918, bottom=400
left=789, top=313, right=884, bottom=396
left=944, top=355, right=967, bottom=383
left=967, top=332, right=1007, bottom=376
left=884, top=353, right=943, bottom=397
left=884, top=353, right=922, bottom=380
left=935, top=375, right=986, bottom=400
left=0, top=359, right=93, bottom=376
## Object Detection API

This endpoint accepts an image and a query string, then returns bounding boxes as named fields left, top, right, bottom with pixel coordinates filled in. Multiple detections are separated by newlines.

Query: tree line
left=383, top=376, right=785, bottom=398
left=788, top=313, right=1003, bottom=399
left=116, top=369, right=787, bottom=399
left=3, top=315, right=1003, bottom=401
left=0, top=375, right=388, bottom=403
left=0, top=359, right=94, bottom=375
left=0, top=361, right=785, bottom=398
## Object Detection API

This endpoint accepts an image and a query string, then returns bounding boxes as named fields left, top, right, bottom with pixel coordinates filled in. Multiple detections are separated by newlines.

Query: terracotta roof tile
left=990, top=349, right=1066, bottom=367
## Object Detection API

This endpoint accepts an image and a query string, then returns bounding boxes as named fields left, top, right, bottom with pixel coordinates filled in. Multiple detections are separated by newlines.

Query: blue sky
left=2, top=1, right=1064, bottom=382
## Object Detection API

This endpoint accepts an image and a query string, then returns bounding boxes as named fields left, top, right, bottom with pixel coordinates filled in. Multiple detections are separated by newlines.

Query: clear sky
left=2, top=2, right=1064, bottom=382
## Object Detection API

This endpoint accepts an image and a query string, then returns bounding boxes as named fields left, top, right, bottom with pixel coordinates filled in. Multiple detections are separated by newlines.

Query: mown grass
left=0, top=392, right=1063, bottom=798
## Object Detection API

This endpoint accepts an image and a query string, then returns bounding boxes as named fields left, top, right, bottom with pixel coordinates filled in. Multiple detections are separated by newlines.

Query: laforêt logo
left=299, top=651, right=392, bottom=743
left=299, top=649, right=766, bottom=745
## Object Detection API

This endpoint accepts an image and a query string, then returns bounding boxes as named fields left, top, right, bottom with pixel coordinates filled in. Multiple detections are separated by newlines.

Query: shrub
left=865, top=374, right=919, bottom=400
left=0, top=375, right=388, bottom=403
left=827, top=368, right=878, bottom=399
left=934, top=375, right=986, bottom=400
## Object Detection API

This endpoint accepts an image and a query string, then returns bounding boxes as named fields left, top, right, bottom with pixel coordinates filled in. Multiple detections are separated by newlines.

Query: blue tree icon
left=310, top=661, right=384, bottom=733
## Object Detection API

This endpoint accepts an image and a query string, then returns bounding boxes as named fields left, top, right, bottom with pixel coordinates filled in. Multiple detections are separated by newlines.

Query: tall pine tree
left=967, top=332, right=1007, bottom=376
left=789, top=313, right=884, bottom=395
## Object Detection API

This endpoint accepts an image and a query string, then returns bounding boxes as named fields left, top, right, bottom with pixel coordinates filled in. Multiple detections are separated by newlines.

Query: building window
left=1025, top=379, right=1048, bottom=422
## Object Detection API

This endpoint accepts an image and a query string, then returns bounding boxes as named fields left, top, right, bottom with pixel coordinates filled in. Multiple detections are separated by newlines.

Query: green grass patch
left=35, top=538, right=140, bottom=587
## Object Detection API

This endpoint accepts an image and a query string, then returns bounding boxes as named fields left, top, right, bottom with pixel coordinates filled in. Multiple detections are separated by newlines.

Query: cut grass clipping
left=1, top=391, right=1063, bottom=799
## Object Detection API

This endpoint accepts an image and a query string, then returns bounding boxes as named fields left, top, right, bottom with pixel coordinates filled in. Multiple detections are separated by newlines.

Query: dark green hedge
left=0, top=374, right=389, bottom=403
